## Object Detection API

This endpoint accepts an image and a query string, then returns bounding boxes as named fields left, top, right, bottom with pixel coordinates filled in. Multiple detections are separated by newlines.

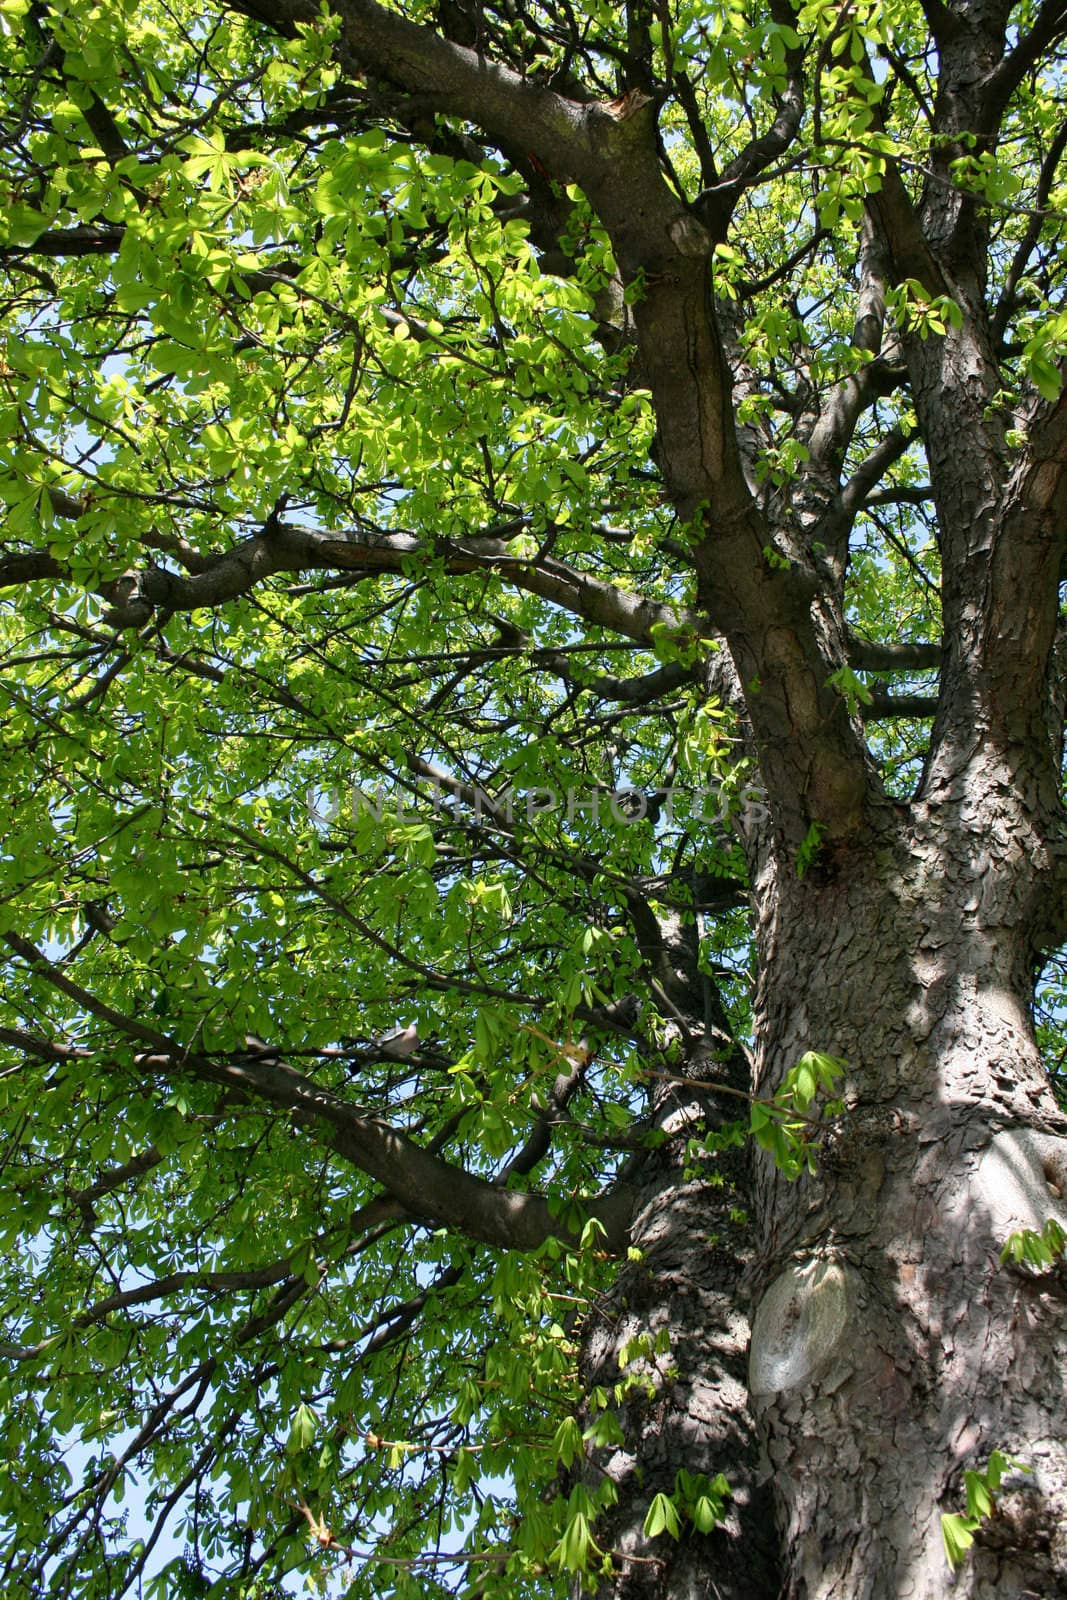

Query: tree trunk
left=580, top=796, right=1067, bottom=1598
left=578, top=1081, right=780, bottom=1599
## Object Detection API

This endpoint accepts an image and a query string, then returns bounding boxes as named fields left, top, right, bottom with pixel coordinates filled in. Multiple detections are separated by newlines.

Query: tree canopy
left=1, top=0, right=1067, bottom=1596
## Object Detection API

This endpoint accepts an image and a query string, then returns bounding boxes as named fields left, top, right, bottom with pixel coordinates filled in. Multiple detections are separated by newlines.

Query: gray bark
left=580, top=1155, right=779, bottom=1599
left=747, top=805, right=1067, bottom=1599
left=575, top=791, right=1067, bottom=1599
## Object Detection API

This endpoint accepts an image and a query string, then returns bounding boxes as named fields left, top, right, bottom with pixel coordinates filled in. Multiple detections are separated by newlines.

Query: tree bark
left=577, top=791, right=1067, bottom=1598
left=749, top=805, right=1067, bottom=1599
left=580, top=1156, right=780, bottom=1599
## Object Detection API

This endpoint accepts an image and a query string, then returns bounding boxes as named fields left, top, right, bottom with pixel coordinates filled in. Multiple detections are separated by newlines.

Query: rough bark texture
left=748, top=809, right=1067, bottom=1599
left=580, top=1160, right=779, bottom=1599
left=574, top=983, right=781, bottom=1600
left=575, top=798, right=1067, bottom=1599
left=561, top=2, right=1067, bottom=1587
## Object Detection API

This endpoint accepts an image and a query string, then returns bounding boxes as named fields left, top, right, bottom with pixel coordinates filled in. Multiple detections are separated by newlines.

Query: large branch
left=981, top=386, right=1067, bottom=781
left=0, top=225, right=125, bottom=259
left=2, top=931, right=631, bottom=1254
left=229, top=0, right=609, bottom=193
left=806, top=221, right=893, bottom=486
left=313, top=0, right=750, bottom=515
left=981, top=0, right=1067, bottom=131
left=865, top=20, right=1067, bottom=799
left=846, top=631, right=940, bottom=673
left=0, top=513, right=699, bottom=648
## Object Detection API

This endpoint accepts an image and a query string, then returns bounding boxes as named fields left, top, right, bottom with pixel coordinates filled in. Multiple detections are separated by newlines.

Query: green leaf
left=552, top=1416, right=585, bottom=1470
left=642, top=1492, right=681, bottom=1539
left=941, top=1512, right=976, bottom=1569
left=550, top=1511, right=595, bottom=1573
left=286, top=1403, right=317, bottom=1455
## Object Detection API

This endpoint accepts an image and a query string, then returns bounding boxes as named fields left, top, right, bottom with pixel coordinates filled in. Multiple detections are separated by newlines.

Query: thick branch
left=229, top=0, right=610, bottom=195
left=916, top=0, right=965, bottom=46
left=979, top=385, right=1067, bottom=780
left=34, top=0, right=873, bottom=843
left=807, top=220, right=891, bottom=477
left=846, top=632, right=940, bottom=673
left=0, top=1023, right=90, bottom=1062
left=982, top=0, right=1067, bottom=131
left=0, top=225, right=125, bottom=259
left=0, top=550, right=65, bottom=586
left=0, top=512, right=699, bottom=649
left=861, top=691, right=939, bottom=720
left=2, top=931, right=631, bottom=1253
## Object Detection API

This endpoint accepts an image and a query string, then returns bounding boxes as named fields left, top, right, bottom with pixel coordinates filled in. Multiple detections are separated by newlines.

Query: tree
left=1, top=0, right=1067, bottom=1593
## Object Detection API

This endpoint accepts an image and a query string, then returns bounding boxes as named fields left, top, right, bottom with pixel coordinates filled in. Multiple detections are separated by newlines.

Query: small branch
left=840, top=426, right=914, bottom=520
left=992, top=116, right=1067, bottom=347
left=692, top=0, right=807, bottom=232
left=535, top=650, right=694, bottom=705
left=673, top=68, right=717, bottom=188
left=737, top=227, right=831, bottom=298
left=861, top=485, right=933, bottom=509
left=70, top=1147, right=165, bottom=1210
